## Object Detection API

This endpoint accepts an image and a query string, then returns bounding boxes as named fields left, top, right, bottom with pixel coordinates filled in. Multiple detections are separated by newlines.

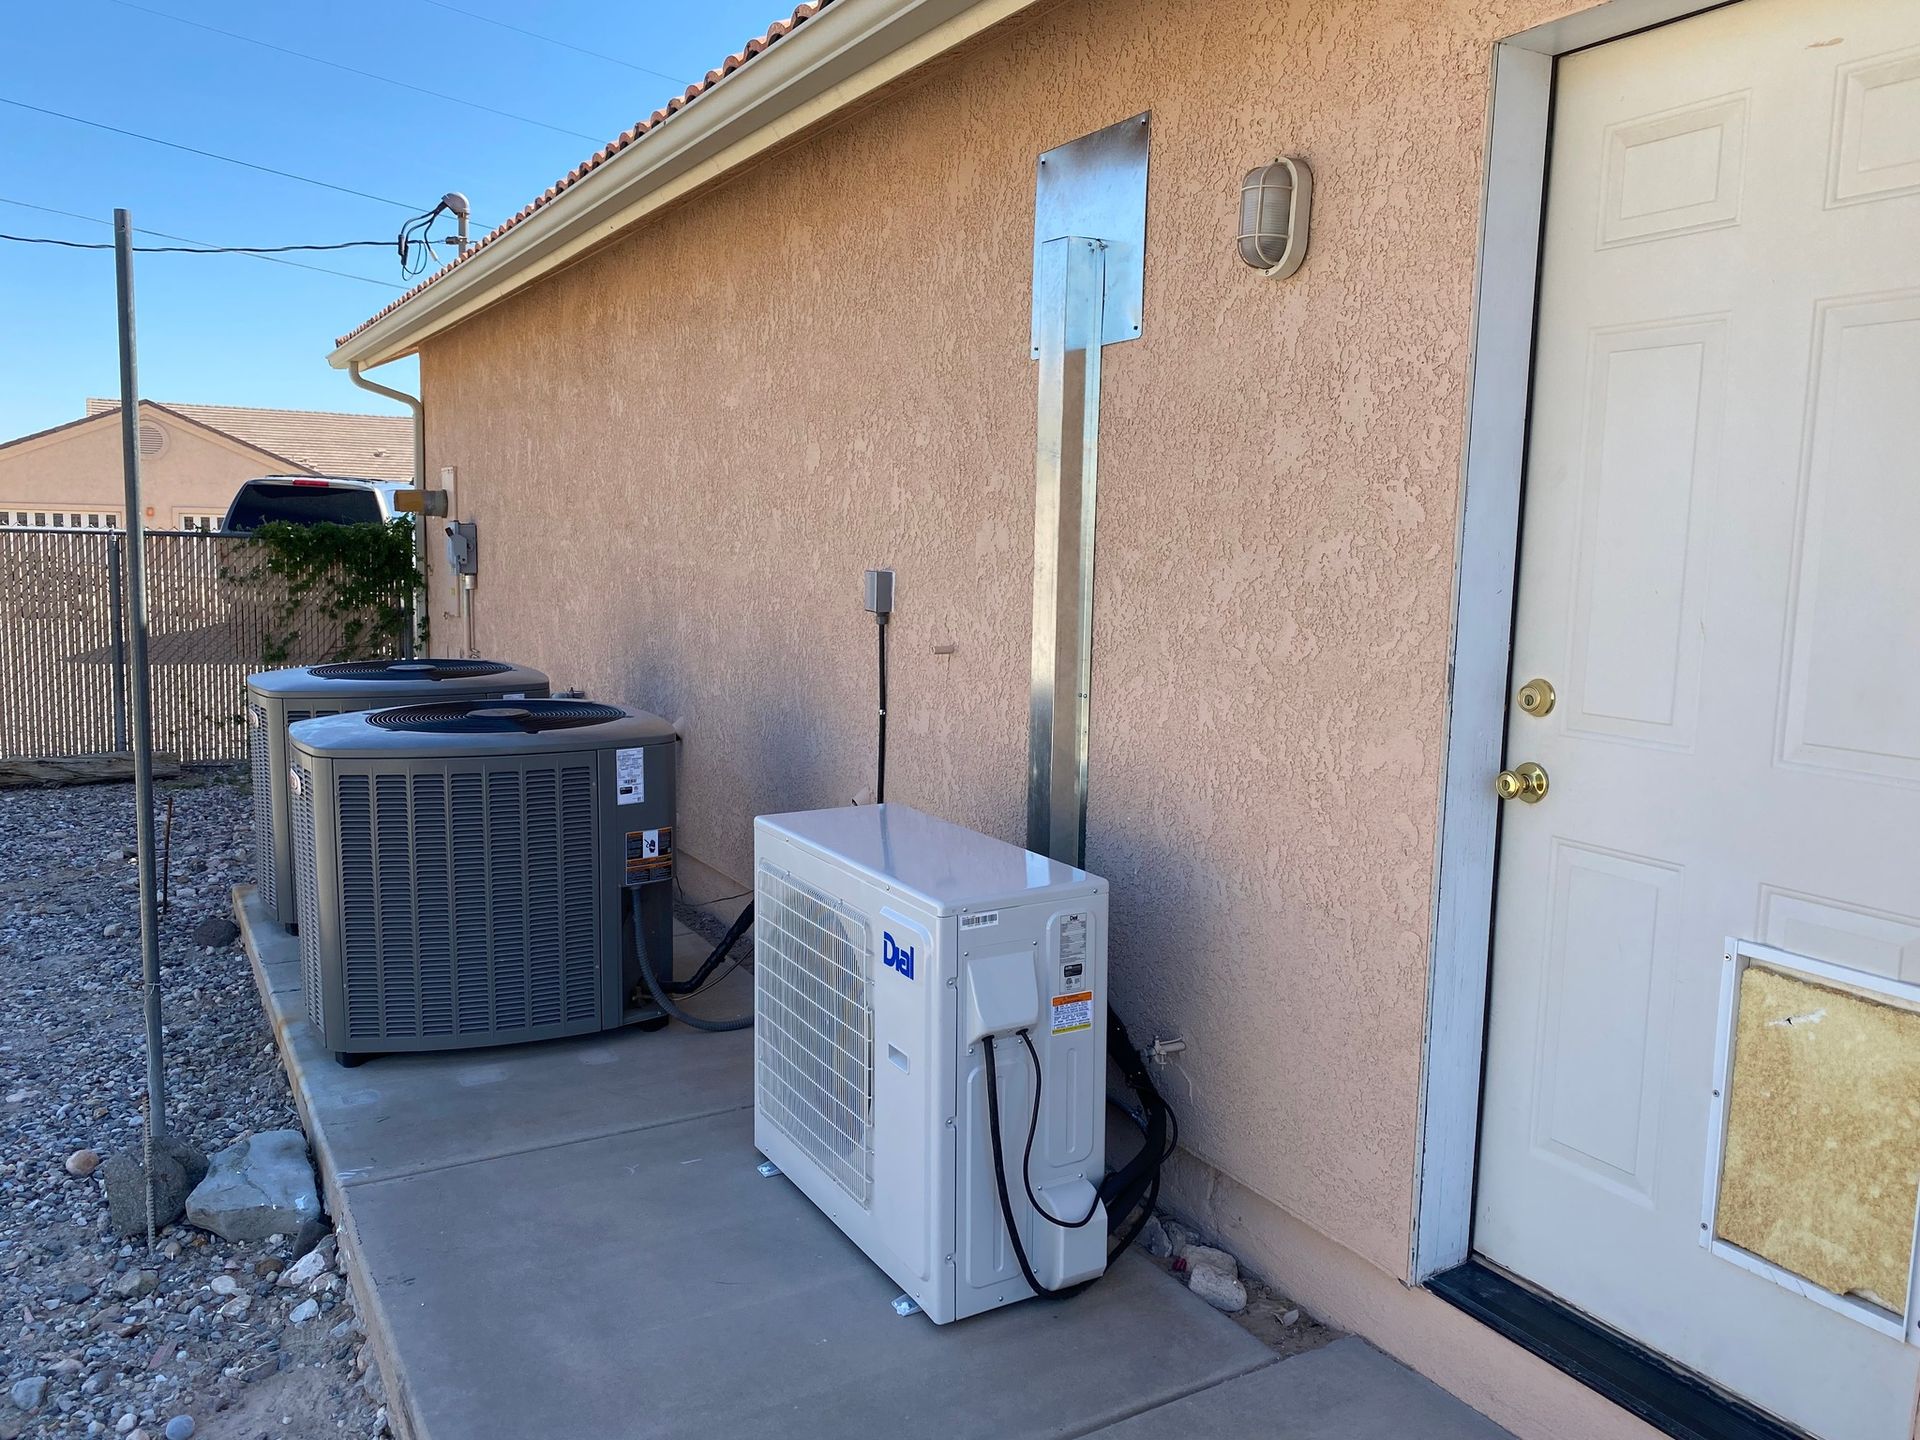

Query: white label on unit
left=960, top=911, right=1000, bottom=930
left=615, top=747, right=645, bottom=805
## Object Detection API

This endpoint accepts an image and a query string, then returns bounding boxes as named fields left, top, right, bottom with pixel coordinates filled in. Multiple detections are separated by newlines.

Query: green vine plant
left=223, top=519, right=424, bottom=667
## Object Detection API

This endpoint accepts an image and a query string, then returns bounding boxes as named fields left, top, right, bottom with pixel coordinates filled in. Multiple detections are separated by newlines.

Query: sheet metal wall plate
left=1030, top=112, right=1150, bottom=357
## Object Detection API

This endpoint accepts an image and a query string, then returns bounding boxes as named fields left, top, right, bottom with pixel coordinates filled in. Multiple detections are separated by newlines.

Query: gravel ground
left=0, top=777, right=384, bottom=1440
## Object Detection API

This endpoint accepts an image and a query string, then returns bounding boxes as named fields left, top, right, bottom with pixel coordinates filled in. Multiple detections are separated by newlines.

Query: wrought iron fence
left=0, top=529, right=401, bottom=764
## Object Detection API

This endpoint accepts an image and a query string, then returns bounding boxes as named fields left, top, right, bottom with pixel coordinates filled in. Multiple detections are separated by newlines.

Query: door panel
left=1474, top=2, right=1920, bottom=1436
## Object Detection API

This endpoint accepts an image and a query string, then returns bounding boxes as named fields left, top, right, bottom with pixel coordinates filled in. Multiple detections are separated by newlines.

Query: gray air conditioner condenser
left=287, top=698, right=676, bottom=1061
left=246, top=659, right=550, bottom=930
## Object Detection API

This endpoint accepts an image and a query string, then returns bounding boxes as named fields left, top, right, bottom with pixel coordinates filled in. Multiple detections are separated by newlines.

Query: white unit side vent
left=754, top=862, right=874, bottom=1207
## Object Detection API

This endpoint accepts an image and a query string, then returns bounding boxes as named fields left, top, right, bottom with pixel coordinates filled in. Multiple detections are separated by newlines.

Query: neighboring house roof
left=81, top=398, right=413, bottom=480
left=329, top=0, right=1030, bottom=368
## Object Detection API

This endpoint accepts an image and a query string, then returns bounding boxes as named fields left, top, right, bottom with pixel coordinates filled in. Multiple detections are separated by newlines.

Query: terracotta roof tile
left=335, top=0, right=836, bottom=350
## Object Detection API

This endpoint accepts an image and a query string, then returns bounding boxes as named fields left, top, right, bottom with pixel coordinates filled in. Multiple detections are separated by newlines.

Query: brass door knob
left=1495, top=761, right=1549, bottom=803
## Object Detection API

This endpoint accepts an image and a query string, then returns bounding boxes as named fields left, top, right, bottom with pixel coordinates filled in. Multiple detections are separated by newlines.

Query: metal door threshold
left=1426, top=1260, right=1812, bottom=1440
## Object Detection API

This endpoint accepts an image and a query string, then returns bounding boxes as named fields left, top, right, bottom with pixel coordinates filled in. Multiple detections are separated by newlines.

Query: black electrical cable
left=628, top=894, right=753, bottom=1031
left=875, top=612, right=888, bottom=804
left=979, top=1008, right=1178, bottom=1301
left=0, top=233, right=392, bottom=253
left=982, top=1032, right=1093, bottom=1300
left=663, top=900, right=755, bottom=995
left=1015, top=1029, right=1101, bottom=1228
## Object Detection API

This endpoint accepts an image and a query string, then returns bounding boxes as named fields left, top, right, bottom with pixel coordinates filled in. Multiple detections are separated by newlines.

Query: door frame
left=1411, top=0, right=1751, bottom=1285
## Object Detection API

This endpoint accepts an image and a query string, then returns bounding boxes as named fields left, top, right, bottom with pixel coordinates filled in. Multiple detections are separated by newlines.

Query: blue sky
left=0, top=0, right=785, bottom=437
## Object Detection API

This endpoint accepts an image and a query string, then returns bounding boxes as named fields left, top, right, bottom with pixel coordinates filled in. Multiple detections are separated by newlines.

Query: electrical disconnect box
left=444, top=520, right=478, bottom=576
left=753, top=803, right=1109, bottom=1323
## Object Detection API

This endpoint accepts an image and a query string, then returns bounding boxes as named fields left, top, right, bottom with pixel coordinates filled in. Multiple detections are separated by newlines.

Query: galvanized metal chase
left=1029, top=111, right=1150, bottom=356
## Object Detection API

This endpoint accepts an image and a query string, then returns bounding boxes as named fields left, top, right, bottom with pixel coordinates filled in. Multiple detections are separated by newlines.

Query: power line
left=0, top=97, right=427, bottom=213
left=0, top=198, right=404, bottom=289
left=3, top=233, right=390, bottom=254
left=415, top=0, right=696, bottom=88
left=102, top=0, right=603, bottom=144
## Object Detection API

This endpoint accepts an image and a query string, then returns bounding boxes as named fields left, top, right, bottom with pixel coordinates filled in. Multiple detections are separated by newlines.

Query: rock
left=184, top=1131, right=320, bottom=1243
left=111, top=1269, right=158, bottom=1298
left=328, top=1316, right=364, bottom=1343
left=190, top=917, right=238, bottom=949
left=209, top=1275, right=239, bottom=1296
left=218, top=1296, right=251, bottom=1319
left=277, top=1249, right=330, bottom=1290
left=287, top=1298, right=319, bottom=1326
left=102, top=922, right=125, bottom=939
left=1162, top=1219, right=1197, bottom=1258
left=163, top=1417, right=195, bottom=1440
left=115, top=1418, right=137, bottom=1436
left=67, top=1147, right=102, bottom=1177
left=1279, top=1307, right=1301, bottom=1326
left=101, top=1150, right=189, bottom=1238
left=1140, top=1216, right=1172, bottom=1258
left=9, top=1377, right=47, bottom=1411
left=1183, top=1244, right=1239, bottom=1281
left=1187, top=1264, right=1247, bottom=1313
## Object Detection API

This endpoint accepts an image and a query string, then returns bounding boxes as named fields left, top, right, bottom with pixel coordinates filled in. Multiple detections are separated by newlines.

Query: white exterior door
left=1474, top=1, right=1920, bottom=1435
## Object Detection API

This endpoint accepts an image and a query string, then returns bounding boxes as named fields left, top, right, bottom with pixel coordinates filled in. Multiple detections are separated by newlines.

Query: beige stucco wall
left=0, top=409, right=275, bottom=527
left=410, top=0, right=1647, bottom=1431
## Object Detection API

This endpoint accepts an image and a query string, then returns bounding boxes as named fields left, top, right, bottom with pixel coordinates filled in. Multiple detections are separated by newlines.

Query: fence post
left=106, top=533, right=129, bottom=752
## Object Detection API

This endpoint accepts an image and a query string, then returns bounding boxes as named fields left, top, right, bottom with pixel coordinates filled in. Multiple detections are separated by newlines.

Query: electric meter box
left=753, top=803, right=1109, bottom=1323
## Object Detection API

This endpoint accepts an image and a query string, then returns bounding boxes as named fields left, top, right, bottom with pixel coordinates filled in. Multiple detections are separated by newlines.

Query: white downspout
left=347, top=361, right=427, bottom=658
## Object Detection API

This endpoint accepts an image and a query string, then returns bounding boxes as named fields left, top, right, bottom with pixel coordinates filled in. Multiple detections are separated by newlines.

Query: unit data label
left=615, top=746, right=645, bottom=804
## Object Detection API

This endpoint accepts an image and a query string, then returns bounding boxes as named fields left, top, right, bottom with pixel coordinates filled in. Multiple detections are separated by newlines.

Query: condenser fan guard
left=308, top=658, right=515, bottom=682
left=368, top=699, right=627, bottom=734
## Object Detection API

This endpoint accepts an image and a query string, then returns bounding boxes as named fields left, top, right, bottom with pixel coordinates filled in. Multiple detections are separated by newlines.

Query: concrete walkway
left=233, top=885, right=1512, bottom=1440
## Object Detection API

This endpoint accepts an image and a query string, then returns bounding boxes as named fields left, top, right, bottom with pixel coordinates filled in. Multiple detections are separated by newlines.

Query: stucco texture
left=416, top=0, right=1587, bottom=1283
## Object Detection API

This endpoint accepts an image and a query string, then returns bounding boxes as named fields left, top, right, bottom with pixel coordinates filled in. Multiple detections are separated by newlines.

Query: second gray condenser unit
left=247, top=659, right=550, bottom=930
left=287, top=698, right=677, bottom=1060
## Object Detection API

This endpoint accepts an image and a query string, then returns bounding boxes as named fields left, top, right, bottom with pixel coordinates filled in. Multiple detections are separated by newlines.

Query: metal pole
left=114, top=209, right=167, bottom=1247
left=106, top=534, right=129, bottom=752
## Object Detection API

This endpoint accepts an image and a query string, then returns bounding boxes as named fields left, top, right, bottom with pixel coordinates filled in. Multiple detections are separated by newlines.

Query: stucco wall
left=417, top=0, right=1590, bottom=1289
left=0, top=411, right=272, bottom=527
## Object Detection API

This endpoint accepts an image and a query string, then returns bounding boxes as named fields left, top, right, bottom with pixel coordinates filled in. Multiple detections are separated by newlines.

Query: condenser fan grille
left=368, top=700, right=625, bottom=734
left=308, top=659, right=514, bottom=682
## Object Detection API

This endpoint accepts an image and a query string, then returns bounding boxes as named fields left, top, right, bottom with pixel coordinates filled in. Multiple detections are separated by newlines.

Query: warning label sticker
left=615, top=746, right=645, bottom=805
left=1050, top=990, right=1094, bottom=1035
left=624, top=827, right=672, bottom=887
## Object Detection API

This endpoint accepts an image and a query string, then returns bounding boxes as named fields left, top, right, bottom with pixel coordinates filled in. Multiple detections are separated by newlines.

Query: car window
left=223, top=483, right=381, bottom=532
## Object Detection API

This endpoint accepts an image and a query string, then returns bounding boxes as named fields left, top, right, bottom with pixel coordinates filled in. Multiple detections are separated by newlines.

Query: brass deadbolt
left=1495, top=761, right=1549, bottom=804
left=1516, top=678, right=1556, bottom=717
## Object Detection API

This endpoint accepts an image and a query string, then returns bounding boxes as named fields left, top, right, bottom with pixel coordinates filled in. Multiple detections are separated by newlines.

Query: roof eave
left=328, top=0, right=1037, bottom=371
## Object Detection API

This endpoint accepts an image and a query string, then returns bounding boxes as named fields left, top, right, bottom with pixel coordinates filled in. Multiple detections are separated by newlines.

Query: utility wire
left=0, top=198, right=404, bottom=289
left=102, top=0, right=603, bottom=144
left=0, top=98, right=427, bottom=214
left=415, top=0, right=696, bottom=88
left=3, top=233, right=390, bottom=254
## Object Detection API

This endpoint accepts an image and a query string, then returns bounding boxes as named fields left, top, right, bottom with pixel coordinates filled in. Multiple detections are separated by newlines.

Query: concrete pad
left=1085, top=1336, right=1513, bottom=1439
left=347, top=1106, right=1276, bottom=1440
left=234, top=883, right=755, bottom=1186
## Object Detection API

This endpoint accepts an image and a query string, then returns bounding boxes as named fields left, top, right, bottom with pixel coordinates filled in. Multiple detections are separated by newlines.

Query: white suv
left=220, top=476, right=405, bottom=532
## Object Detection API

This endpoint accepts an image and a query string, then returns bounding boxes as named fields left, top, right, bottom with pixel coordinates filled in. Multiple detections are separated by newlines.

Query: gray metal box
left=246, top=659, right=550, bottom=930
left=288, top=698, right=676, bottom=1058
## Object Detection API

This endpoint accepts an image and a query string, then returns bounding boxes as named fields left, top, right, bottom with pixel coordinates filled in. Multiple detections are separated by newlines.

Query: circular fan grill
left=368, top=700, right=627, bottom=735
left=308, top=659, right=514, bottom=682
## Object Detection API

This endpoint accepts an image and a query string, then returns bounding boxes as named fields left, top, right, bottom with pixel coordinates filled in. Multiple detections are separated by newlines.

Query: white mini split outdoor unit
left=287, top=698, right=677, bottom=1062
left=246, top=659, right=550, bottom=930
left=753, top=803, right=1109, bottom=1323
